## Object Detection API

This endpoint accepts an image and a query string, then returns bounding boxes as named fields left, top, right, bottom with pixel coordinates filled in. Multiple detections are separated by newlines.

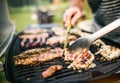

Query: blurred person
left=63, top=0, right=120, bottom=46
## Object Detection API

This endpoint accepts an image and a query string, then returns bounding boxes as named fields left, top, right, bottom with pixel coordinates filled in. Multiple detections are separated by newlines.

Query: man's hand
left=63, top=7, right=84, bottom=27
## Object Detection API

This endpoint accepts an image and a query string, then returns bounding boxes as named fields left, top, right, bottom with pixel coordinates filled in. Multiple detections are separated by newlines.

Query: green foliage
left=7, top=0, right=36, bottom=7
left=9, top=6, right=37, bottom=33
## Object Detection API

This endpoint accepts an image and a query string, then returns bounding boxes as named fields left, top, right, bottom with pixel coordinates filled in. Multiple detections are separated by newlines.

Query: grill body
left=4, top=25, right=120, bottom=83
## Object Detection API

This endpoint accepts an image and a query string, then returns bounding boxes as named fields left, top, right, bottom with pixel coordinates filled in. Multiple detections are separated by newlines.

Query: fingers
left=63, top=9, right=74, bottom=27
left=63, top=7, right=83, bottom=27
left=71, top=11, right=83, bottom=26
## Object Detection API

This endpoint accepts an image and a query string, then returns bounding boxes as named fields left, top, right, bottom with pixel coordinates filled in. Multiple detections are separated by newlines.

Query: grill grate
left=4, top=30, right=120, bottom=83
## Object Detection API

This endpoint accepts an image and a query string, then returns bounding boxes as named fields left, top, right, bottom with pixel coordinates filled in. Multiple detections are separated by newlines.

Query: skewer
left=64, top=23, right=72, bottom=49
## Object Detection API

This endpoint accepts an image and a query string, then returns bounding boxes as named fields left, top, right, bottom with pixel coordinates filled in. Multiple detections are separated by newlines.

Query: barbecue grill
left=3, top=24, right=120, bottom=83
left=1, top=0, right=120, bottom=83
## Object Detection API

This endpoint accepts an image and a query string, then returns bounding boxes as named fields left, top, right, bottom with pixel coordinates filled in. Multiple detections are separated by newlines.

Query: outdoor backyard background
left=0, top=0, right=92, bottom=83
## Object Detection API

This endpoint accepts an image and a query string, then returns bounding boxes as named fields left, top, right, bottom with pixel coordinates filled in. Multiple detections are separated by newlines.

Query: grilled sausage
left=42, top=65, right=63, bottom=78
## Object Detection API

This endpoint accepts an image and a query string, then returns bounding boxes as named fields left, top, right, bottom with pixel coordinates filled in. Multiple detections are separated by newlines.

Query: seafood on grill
left=42, top=65, right=63, bottom=78
left=14, top=48, right=63, bottom=66
left=64, top=49, right=95, bottom=70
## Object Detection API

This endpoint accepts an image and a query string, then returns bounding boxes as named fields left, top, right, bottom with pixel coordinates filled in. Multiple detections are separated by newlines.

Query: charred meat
left=92, top=39, right=120, bottom=61
left=14, top=48, right=63, bottom=65
left=42, top=65, right=63, bottom=78
left=19, top=32, right=49, bottom=48
left=65, top=49, right=95, bottom=70
left=95, top=44, right=120, bottom=61
left=20, top=37, right=46, bottom=48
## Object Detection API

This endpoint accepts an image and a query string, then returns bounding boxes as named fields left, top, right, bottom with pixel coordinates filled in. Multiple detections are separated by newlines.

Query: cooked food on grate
left=92, top=39, right=105, bottom=47
left=64, top=49, right=95, bottom=70
left=19, top=33, right=49, bottom=39
left=70, top=28, right=82, bottom=36
left=46, top=36, right=65, bottom=46
left=20, top=37, right=46, bottom=48
left=90, top=39, right=105, bottom=53
left=14, top=48, right=63, bottom=65
left=42, top=65, right=63, bottom=78
left=15, top=27, right=120, bottom=77
left=92, top=39, right=120, bottom=61
left=46, top=35, right=77, bottom=46
left=68, top=35, right=77, bottom=41
left=21, top=38, right=28, bottom=48
left=95, top=45, right=120, bottom=61
left=70, top=28, right=91, bottom=37
left=23, top=47, right=51, bottom=55
left=19, top=28, right=81, bottom=48
left=51, top=27, right=66, bottom=36
left=23, top=28, right=47, bottom=34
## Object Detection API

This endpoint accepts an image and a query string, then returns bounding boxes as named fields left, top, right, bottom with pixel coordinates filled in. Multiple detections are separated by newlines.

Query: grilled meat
left=65, top=49, right=95, bottom=70
left=14, top=48, right=51, bottom=59
left=70, top=28, right=82, bottom=37
left=23, top=28, right=47, bottom=34
left=20, top=37, right=46, bottom=48
left=46, top=36, right=66, bottom=46
left=23, top=48, right=50, bottom=55
left=92, top=39, right=120, bottom=61
left=14, top=48, right=63, bottom=65
left=46, top=35, right=77, bottom=46
left=51, top=27, right=66, bottom=36
left=19, top=33, right=49, bottom=39
left=31, top=37, right=41, bottom=47
left=92, top=39, right=105, bottom=47
left=39, top=37, right=46, bottom=46
left=95, top=45, right=120, bottom=61
left=90, top=39, right=105, bottom=53
left=42, top=65, right=63, bottom=78
left=68, top=35, right=77, bottom=41
left=70, top=28, right=91, bottom=37
left=21, top=38, right=28, bottom=48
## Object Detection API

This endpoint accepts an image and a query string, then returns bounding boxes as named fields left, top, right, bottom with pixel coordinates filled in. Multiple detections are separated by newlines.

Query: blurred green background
left=0, top=0, right=92, bottom=83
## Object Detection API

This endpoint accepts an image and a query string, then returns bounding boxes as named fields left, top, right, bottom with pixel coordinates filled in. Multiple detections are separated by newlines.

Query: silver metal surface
left=0, top=23, right=15, bottom=57
left=0, top=0, right=15, bottom=57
